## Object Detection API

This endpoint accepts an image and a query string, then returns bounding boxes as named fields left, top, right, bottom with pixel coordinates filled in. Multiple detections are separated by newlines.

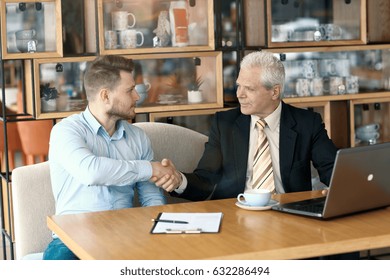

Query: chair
left=16, top=120, right=53, bottom=165
left=11, top=161, right=54, bottom=260
left=0, top=99, right=25, bottom=171
left=133, top=122, right=208, bottom=204
left=0, top=121, right=24, bottom=171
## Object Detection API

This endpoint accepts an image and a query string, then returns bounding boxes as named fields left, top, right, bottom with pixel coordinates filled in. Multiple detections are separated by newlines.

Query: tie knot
left=256, top=119, right=267, bottom=131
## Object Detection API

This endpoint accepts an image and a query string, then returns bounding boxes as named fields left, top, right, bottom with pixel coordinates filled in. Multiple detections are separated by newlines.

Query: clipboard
left=150, top=212, right=223, bottom=234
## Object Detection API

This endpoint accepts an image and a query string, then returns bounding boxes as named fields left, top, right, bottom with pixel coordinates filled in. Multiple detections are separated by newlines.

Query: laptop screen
left=272, top=142, right=390, bottom=219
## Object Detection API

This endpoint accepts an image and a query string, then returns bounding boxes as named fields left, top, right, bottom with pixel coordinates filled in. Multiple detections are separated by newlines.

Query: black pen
left=151, top=219, right=189, bottom=224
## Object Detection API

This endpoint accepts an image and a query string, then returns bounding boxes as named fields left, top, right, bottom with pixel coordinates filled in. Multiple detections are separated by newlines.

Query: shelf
left=22, top=51, right=223, bottom=119
left=0, top=0, right=63, bottom=60
left=97, top=0, right=214, bottom=55
left=265, top=0, right=367, bottom=48
left=284, top=91, right=390, bottom=104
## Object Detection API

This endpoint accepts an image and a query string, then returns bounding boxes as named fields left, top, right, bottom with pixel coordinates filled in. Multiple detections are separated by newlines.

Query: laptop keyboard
left=292, top=203, right=324, bottom=214
left=273, top=197, right=327, bottom=216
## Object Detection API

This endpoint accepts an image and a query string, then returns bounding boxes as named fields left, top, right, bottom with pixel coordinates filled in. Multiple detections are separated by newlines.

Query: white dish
left=235, top=199, right=279, bottom=211
left=156, top=100, right=178, bottom=105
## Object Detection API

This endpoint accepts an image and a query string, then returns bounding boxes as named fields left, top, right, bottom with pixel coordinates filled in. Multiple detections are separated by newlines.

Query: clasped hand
left=150, top=159, right=182, bottom=192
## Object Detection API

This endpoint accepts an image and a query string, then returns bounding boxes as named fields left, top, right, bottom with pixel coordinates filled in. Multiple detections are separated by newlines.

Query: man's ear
left=272, top=85, right=281, bottom=99
left=99, top=88, right=110, bottom=103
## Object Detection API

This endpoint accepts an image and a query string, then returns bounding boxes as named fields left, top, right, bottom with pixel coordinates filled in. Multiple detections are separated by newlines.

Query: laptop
left=272, top=142, right=390, bottom=219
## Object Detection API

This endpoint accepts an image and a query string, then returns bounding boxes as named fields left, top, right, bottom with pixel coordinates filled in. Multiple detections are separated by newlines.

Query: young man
left=43, top=55, right=180, bottom=260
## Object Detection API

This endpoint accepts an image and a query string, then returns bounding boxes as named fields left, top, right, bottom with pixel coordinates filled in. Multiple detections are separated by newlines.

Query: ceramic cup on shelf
left=356, top=123, right=380, bottom=132
left=318, top=24, right=343, bottom=40
left=319, top=59, right=350, bottom=77
left=356, top=123, right=380, bottom=144
left=237, top=189, right=271, bottom=207
left=296, top=78, right=311, bottom=97
left=111, top=11, right=136, bottom=31
left=104, top=30, right=118, bottom=49
left=345, top=75, right=359, bottom=94
left=119, top=29, right=144, bottom=49
left=310, top=77, right=324, bottom=96
left=300, top=60, right=319, bottom=79
left=135, top=82, right=151, bottom=105
left=329, top=76, right=345, bottom=95
left=356, top=130, right=380, bottom=144
left=15, top=29, right=37, bottom=53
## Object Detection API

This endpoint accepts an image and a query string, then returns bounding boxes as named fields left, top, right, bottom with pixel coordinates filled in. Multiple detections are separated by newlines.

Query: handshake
left=150, top=158, right=182, bottom=192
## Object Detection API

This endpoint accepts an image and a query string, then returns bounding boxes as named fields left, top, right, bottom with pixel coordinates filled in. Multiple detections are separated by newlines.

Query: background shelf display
left=265, top=45, right=390, bottom=98
left=23, top=57, right=94, bottom=119
left=98, top=0, right=214, bottom=55
left=266, top=0, right=366, bottom=47
left=0, top=0, right=63, bottom=59
left=22, top=51, right=223, bottom=119
left=130, top=52, right=223, bottom=113
left=350, top=96, right=390, bottom=147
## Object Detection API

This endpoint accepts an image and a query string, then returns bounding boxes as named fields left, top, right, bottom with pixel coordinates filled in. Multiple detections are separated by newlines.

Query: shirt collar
left=83, top=106, right=102, bottom=135
left=251, top=101, right=282, bottom=132
left=82, top=106, right=126, bottom=140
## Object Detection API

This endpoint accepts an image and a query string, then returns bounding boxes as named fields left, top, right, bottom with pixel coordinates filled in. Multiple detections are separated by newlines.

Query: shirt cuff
left=137, top=160, right=153, bottom=181
left=174, top=172, right=187, bottom=194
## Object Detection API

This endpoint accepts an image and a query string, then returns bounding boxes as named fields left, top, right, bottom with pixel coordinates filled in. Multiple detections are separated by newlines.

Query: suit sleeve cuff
left=174, top=172, right=187, bottom=194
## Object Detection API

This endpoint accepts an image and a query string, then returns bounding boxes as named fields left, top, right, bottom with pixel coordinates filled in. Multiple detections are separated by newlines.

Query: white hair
left=240, top=51, right=285, bottom=93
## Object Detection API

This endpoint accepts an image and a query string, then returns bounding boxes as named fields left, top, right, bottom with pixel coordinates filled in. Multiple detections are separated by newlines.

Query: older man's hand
left=150, top=159, right=182, bottom=192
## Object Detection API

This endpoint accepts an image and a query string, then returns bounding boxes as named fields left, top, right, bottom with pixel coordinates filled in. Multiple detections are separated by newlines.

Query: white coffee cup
left=318, top=24, right=342, bottom=40
left=300, top=60, right=318, bottom=79
left=356, top=130, right=380, bottom=143
left=104, top=30, right=118, bottom=49
left=310, top=77, right=323, bottom=96
left=329, top=76, right=345, bottom=95
left=356, top=123, right=380, bottom=133
left=119, top=29, right=144, bottom=49
left=345, top=75, right=359, bottom=94
left=296, top=78, right=311, bottom=97
left=15, top=29, right=36, bottom=40
left=237, top=189, right=271, bottom=207
left=15, top=29, right=38, bottom=52
left=111, top=11, right=136, bottom=31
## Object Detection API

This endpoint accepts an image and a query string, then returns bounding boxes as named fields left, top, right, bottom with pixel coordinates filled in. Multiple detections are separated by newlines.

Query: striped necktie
left=252, top=119, right=275, bottom=192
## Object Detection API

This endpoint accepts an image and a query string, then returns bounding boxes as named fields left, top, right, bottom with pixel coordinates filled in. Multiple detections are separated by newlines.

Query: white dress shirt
left=246, top=102, right=284, bottom=193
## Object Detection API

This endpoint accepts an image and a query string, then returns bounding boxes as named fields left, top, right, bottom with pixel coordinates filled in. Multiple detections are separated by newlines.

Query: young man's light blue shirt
left=49, top=107, right=166, bottom=216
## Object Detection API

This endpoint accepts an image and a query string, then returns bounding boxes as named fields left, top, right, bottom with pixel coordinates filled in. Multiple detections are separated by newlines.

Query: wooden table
left=47, top=190, right=390, bottom=260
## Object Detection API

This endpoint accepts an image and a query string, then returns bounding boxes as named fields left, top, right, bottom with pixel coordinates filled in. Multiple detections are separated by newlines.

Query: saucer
left=235, top=199, right=279, bottom=211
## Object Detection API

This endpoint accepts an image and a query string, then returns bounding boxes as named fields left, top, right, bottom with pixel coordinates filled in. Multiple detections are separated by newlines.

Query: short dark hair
left=84, top=55, right=134, bottom=100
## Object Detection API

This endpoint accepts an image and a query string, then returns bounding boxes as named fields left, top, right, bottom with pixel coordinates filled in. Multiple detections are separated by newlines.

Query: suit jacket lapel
left=233, top=114, right=250, bottom=187
left=279, top=102, right=297, bottom=192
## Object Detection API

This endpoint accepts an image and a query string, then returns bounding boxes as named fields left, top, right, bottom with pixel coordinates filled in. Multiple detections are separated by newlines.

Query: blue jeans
left=43, top=238, right=79, bottom=260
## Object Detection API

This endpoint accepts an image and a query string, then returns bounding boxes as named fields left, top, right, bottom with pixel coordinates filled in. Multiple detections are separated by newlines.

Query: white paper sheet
left=151, top=212, right=223, bottom=234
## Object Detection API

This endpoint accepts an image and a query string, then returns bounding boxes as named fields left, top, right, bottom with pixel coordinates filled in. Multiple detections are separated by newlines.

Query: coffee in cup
left=237, top=189, right=271, bottom=207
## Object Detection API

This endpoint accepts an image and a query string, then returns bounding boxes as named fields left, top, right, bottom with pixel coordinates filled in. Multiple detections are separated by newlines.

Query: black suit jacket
left=178, top=102, right=338, bottom=201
